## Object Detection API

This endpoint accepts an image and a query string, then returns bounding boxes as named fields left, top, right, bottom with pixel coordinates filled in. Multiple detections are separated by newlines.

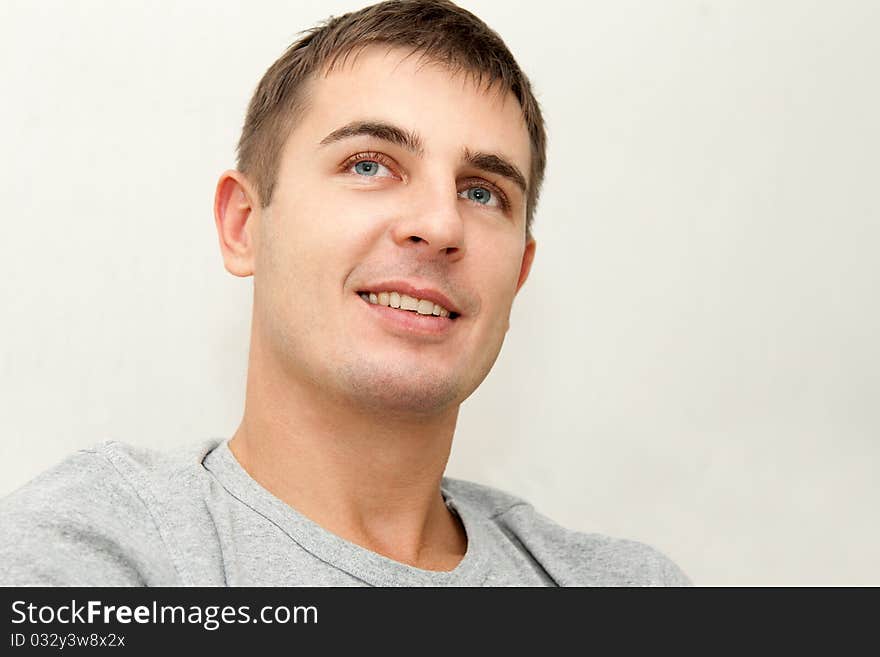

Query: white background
left=1, top=0, right=877, bottom=585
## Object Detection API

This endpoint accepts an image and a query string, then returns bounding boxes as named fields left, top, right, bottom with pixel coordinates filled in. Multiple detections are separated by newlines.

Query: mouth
left=356, top=290, right=461, bottom=320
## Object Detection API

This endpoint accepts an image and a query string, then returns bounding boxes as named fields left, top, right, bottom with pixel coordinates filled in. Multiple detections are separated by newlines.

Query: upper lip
left=357, top=280, right=462, bottom=316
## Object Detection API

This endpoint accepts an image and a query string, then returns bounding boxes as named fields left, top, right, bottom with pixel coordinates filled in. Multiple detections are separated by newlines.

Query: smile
left=357, top=291, right=460, bottom=319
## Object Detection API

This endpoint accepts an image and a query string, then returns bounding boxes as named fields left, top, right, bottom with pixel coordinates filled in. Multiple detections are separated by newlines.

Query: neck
left=228, top=330, right=467, bottom=571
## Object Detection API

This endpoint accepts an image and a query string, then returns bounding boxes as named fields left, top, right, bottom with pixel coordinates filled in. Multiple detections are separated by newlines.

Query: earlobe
left=214, top=170, right=258, bottom=278
left=515, top=239, right=537, bottom=294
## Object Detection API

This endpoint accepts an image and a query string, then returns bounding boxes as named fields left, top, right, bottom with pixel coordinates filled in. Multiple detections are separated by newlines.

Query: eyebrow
left=320, top=120, right=425, bottom=157
left=318, top=120, right=528, bottom=196
left=461, top=149, right=528, bottom=197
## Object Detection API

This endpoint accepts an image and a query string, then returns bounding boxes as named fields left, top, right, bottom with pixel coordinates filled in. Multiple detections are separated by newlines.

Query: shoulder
left=442, top=476, right=692, bottom=587
left=92, top=438, right=222, bottom=480
left=0, top=439, right=221, bottom=585
left=441, top=476, right=530, bottom=518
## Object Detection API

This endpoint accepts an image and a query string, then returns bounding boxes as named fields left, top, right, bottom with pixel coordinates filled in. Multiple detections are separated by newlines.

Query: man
left=0, top=0, right=690, bottom=586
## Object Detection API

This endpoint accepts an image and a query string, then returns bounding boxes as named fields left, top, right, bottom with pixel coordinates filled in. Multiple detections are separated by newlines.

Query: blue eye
left=354, top=161, right=379, bottom=176
left=352, top=160, right=394, bottom=177
left=459, top=185, right=504, bottom=209
left=464, top=187, right=492, bottom=205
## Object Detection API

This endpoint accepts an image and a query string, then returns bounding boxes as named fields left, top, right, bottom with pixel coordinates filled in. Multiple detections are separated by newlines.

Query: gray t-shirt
left=0, top=439, right=691, bottom=586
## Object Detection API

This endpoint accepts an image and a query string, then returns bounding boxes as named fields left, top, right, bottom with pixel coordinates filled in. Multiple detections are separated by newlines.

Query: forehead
left=293, top=45, right=531, bottom=175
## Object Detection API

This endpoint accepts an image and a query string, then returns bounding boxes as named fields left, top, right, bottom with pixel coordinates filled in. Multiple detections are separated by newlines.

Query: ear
left=214, top=170, right=260, bottom=277
left=514, top=238, right=536, bottom=295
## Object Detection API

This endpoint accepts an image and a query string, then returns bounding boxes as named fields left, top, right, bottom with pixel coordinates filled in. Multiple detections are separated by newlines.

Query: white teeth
left=360, top=289, right=455, bottom=318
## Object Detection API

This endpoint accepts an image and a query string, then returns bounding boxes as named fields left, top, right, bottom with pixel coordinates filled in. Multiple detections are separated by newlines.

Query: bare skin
left=213, top=45, right=536, bottom=571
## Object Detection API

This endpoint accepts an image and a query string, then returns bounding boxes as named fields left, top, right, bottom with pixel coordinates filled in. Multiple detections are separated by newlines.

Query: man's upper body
left=0, top=439, right=691, bottom=586
left=1, top=1, right=691, bottom=586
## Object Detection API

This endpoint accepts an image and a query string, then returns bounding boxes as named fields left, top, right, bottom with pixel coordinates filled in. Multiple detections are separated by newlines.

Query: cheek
left=471, top=240, right=526, bottom=330
left=476, top=233, right=526, bottom=292
left=266, top=201, right=355, bottom=278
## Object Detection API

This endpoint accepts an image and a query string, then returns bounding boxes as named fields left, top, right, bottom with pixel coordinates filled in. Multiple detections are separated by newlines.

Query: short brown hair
left=236, top=0, right=547, bottom=237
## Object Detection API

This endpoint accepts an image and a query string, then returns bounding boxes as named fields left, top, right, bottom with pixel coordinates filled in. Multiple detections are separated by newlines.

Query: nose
left=390, top=180, right=467, bottom=262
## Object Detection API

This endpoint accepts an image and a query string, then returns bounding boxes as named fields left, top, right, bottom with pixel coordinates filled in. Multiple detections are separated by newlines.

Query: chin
left=335, top=359, right=468, bottom=416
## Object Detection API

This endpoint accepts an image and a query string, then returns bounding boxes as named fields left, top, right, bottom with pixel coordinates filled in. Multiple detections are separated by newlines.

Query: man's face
left=251, top=45, right=535, bottom=416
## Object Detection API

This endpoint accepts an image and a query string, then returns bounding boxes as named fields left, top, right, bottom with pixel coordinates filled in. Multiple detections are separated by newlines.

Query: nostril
left=409, top=236, right=423, bottom=243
